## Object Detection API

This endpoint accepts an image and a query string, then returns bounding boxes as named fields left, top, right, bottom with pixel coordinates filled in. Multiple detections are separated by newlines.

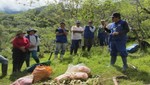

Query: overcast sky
left=0, top=0, right=57, bottom=11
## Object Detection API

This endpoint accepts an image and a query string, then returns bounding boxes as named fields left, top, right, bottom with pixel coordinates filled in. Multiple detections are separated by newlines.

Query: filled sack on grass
left=54, top=73, right=70, bottom=83
left=69, top=72, right=88, bottom=80
left=32, top=65, right=52, bottom=83
left=66, top=63, right=91, bottom=73
left=11, top=75, right=33, bottom=85
left=55, top=63, right=91, bottom=83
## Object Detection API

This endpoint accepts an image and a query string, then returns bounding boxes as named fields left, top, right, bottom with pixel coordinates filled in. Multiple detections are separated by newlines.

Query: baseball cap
left=111, top=12, right=121, bottom=18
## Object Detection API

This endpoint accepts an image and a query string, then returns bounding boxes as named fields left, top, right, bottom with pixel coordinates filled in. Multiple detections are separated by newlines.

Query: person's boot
left=110, top=56, right=117, bottom=66
left=2, top=64, right=8, bottom=76
left=60, top=55, right=63, bottom=61
left=122, top=57, right=128, bottom=71
left=54, top=55, right=58, bottom=59
left=35, top=58, right=40, bottom=63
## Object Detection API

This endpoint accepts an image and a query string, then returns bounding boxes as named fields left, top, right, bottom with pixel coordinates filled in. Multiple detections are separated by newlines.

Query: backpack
left=26, top=35, right=40, bottom=52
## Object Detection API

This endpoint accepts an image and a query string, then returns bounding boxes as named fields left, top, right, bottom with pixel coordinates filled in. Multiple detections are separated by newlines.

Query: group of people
left=11, top=28, right=40, bottom=73
left=54, top=12, right=129, bottom=71
left=0, top=12, right=129, bottom=76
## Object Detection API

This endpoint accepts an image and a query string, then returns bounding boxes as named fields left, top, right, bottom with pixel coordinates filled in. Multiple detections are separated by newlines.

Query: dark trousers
left=110, top=40, right=128, bottom=69
left=70, top=40, right=80, bottom=55
left=82, top=38, right=93, bottom=52
left=99, top=37, right=105, bottom=46
left=12, top=48, right=27, bottom=73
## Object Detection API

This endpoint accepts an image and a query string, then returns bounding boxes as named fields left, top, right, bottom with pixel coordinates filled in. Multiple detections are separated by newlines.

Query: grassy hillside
left=0, top=45, right=150, bottom=85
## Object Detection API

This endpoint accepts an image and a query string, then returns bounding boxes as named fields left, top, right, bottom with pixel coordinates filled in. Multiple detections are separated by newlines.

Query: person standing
left=98, top=20, right=107, bottom=47
left=25, top=28, right=40, bottom=67
left=12, top=30, right=30, bottom=73
left=104, top=12, right=129, bottom=71
left=55, top=22, right=68, bottom=60
left=82, top=20, right=95, bottom=52
left=70, top=21, right=83, bottom=55
left=0, top=55, right=8, bottom=76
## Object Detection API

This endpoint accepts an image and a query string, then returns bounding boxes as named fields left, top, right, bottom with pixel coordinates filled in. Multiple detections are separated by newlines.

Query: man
left=0, top=55, right=8, bottom=76
left=105, top=12, right=129, bottom=71
left=98, top=20, right=107, bottom=47
left=26, top=28, right=40, bottom=67
left=70, top=21, right=83, bottom=55
left=83, top=20, right=95, bottom=52
left=55, top=22, right=68, bottom=60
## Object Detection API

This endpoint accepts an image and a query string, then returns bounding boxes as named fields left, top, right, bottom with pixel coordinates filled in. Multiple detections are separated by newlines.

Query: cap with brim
left=60, top=22, right=65, bottom=24
left=76, top=21, right=80, bottom=24
left=111, top=12, right=121, bottom=18
left=88, top=20, right=93, bottom=23
left=101, top=20, right=105, bottom=22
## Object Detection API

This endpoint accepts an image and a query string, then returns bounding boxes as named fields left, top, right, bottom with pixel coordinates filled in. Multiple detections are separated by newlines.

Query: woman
left=12, top=30, right=30, bottom=73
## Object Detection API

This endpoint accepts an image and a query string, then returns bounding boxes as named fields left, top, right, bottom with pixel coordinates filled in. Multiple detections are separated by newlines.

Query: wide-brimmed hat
left=27, top=28, right=37, bottom=33
left=16, top=30, right=26, bottom=35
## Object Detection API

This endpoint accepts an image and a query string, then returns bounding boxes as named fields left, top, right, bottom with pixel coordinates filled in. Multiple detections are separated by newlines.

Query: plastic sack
left=55, top=63, right=91, bottom=83
left=32, top=65, right=52, bottom=83
left=11, top=75, right=33, bottom=85
left=69, top=72, right=88, bottom=80
left=66, top=63, right=91, bottom=73
left=55, top=73, right=70, bottom=83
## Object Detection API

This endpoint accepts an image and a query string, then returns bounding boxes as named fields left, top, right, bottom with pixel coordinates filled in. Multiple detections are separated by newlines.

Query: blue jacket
left=109, top=20, right=129, bottom=41
left=55, top=28, right=67, bottom=43
left=84, top=26, right=94, bottom=39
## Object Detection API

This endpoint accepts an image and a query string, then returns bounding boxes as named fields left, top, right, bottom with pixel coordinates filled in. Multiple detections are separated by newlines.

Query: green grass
left=0, top=46, right=150, bottom=85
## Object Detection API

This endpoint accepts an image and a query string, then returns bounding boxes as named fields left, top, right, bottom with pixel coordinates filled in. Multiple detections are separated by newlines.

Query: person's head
left=27, top=28, right=37, bottom=35
left=101, top=20, right=105, bottom=25
left=88, top=20, right=93, bottom=26
left=76, top=20, right=81, bottom=27
left=16, top=30, right=26, bottom=37
left=111, top=12, right=121, bottom=22
left=60, top=22, right=65, bottom=28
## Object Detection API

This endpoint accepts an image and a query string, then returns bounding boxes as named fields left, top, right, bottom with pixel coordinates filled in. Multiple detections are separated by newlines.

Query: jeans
left=26, top=50, right=40, bottom=67
left=70, top=40, right=80, bottom=55
left=55, top=42, right=67, bottom=56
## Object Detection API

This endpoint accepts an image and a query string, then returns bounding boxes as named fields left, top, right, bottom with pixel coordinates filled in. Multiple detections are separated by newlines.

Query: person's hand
left=103, top=23, right=107, bottom=28
left=30, top=44, right=35, bottom=48
left=20, top=46, right=26, bottom=52
left=112, top=32, right=119, bottom=36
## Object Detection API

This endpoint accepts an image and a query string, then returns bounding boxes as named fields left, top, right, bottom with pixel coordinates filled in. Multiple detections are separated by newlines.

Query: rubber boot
left=2, top=64, right=8, bottom=76
left=60, top=55, right=63, bottom=61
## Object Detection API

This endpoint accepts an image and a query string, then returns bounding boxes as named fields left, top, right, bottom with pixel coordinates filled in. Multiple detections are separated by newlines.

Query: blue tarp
left=126, top=44, right=139, bottom=53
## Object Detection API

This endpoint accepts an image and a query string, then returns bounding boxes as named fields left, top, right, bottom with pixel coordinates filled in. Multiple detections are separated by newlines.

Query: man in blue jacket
left=105, top=12, right=129, bottom=71
left=55, top=22, right=68, bottom=60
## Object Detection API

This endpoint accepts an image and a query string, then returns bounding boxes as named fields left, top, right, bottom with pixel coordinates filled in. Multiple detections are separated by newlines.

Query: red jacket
left=12, top=37, right=30, bottom=49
